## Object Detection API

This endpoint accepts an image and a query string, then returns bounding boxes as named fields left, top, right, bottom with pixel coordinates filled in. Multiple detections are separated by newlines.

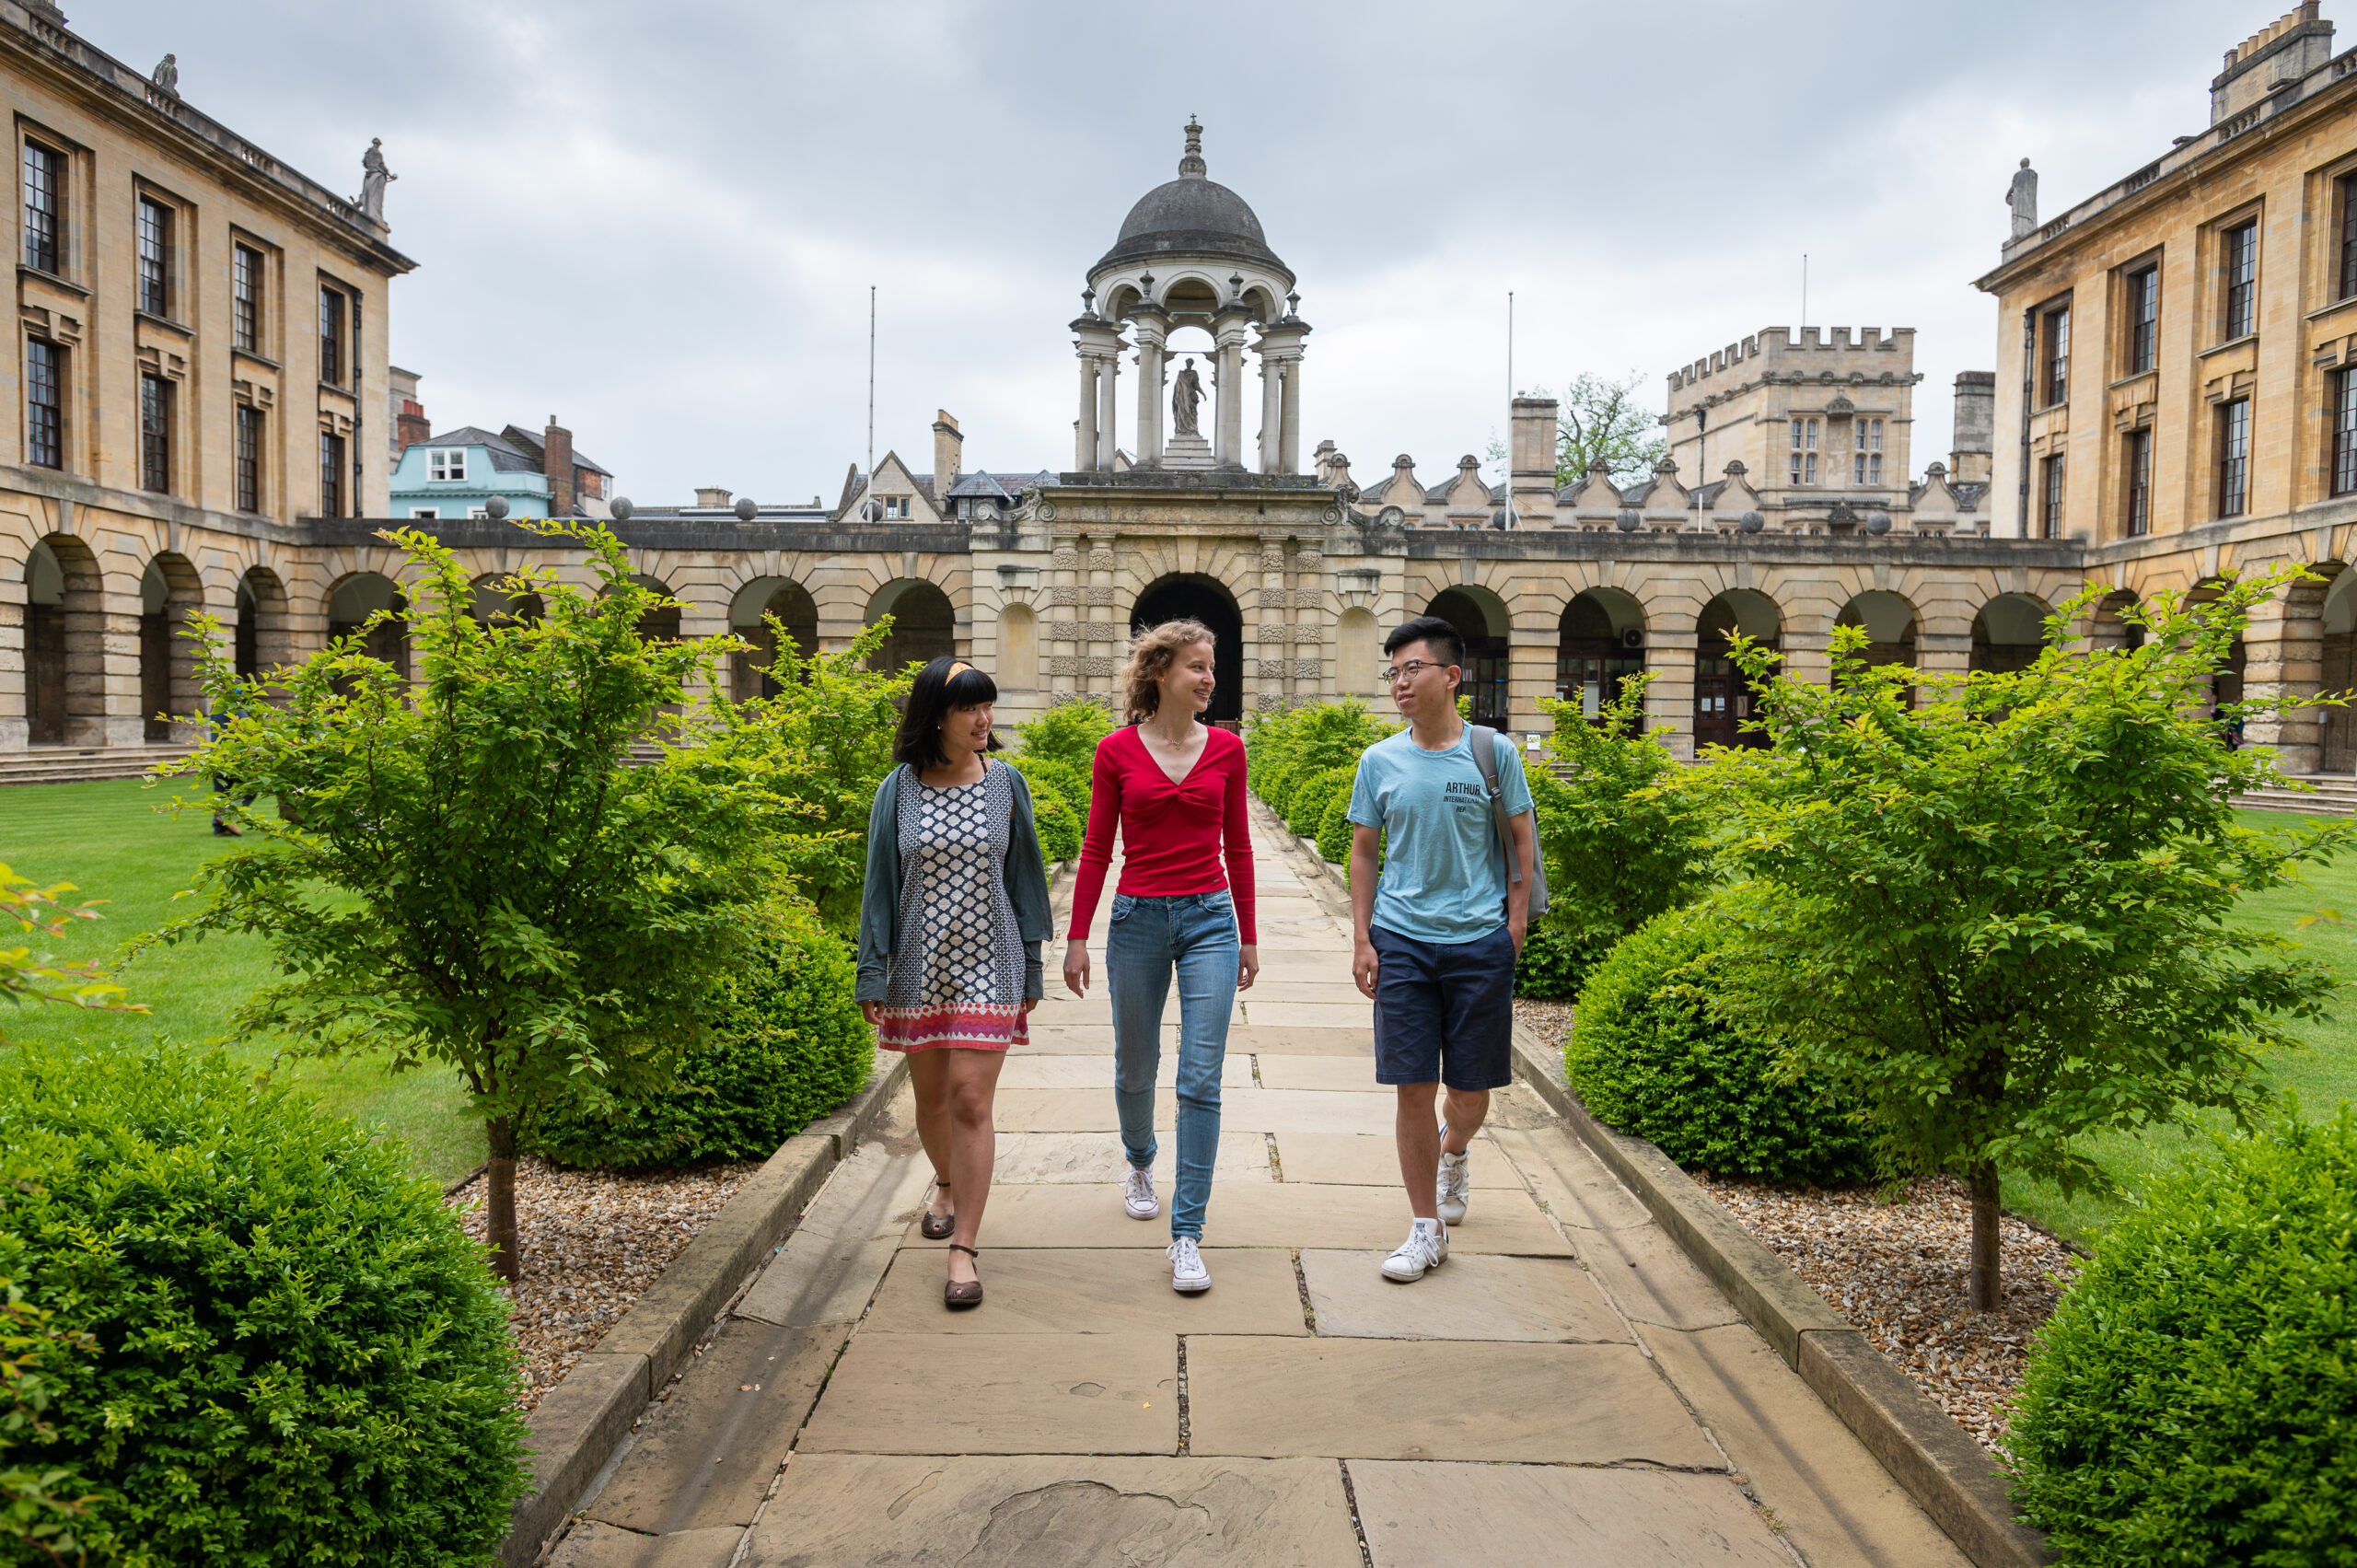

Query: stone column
left=1648, top=631, right=1698, bottom=762
left=2246, top=598, right=2325, bottom=773
left=1279, top=360, right=1304, bottom=475
left=1132, top=306, right=1167, bottom=469
left=1097, top=354, right=1120, bottom=470
left=1257, top=357, right=1281, bottom=475
left=0, top=579, right=24, bottom=750
left=99, top=586, right=144, bottom=748
left=1213, top=305, right=1252, bottom=468
left=1074, top=356, right=1097, bottom=471
left=1253, top=319, right=1311, bottom=476
left=1508, top=610, right=1556, bottom=736
left=1248, top=540, right=1283, bottom=717
left=1049, top=540, right=1080, bottom=701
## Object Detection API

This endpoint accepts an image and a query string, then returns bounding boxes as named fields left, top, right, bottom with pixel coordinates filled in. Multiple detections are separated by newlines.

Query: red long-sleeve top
left=1066, top=724, right=1257, bottom=944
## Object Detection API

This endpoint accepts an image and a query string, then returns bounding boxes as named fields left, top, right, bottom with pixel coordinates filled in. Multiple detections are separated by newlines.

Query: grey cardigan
left=853, top=758, right=1055, bottom=1005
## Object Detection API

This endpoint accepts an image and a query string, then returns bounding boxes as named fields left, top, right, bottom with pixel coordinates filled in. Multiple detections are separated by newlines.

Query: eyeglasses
left=1380, top=659, right=1447, bottom=684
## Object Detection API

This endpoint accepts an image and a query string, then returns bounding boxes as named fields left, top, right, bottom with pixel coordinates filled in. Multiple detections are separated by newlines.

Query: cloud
left=74, top=0, right=2266, bottom=502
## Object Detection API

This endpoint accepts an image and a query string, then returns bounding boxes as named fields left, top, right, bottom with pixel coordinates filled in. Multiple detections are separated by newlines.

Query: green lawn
left=1, top=778, right=480, bottom=1185
left=2001, top=807, right=2357, bottom=1244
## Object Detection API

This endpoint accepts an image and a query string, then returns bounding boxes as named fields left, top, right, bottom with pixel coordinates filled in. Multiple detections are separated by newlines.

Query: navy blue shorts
left=1370, top=923, right=1517, bottom=1092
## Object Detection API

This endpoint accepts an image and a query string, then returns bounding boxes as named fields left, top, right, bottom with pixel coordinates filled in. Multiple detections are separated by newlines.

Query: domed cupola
left=1094, top=118, right=1291, bottom=283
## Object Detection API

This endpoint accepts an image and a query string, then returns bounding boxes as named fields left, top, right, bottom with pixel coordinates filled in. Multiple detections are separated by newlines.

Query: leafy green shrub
left=0, top=1046, right=526, bottom=1564
left=1566, top=899, right=1876, bottom=1184
left=1287, top=766, right=1348, bottom=839
left=2009, top=1108, right=2357, bottom=1566
left=1262, top=761, right=1303, bottom=818
left=1016, top=700, right=1112, bottom=778
left=1515, top=918, right=1605, bottom=1002
left=528, top=902, right=872, bottom=1169
left=1010, top=763, right=1084, bottom=865
left=1317, top=784, right=1354, bottom=863
left=1008, top=752, right=1092, bottom=839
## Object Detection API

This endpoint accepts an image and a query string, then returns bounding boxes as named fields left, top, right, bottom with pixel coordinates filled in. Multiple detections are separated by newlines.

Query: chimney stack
left=1950, top=372, right=1995, bottom=485
left=934, top=410, right=962, bottom=502
left=694, top=487, right=733, bottom=508
left=543, top=416, right=575, bottom=517
left=1508, top=395, right=1561, bottom=526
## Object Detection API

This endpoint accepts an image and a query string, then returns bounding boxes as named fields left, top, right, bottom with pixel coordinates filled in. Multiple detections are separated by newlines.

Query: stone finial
left=1179, top=116, right=1206, bottom=179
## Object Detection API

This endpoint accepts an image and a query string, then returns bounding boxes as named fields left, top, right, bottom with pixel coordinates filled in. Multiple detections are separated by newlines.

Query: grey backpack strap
left=1468, top=725, right=1522, bottom=889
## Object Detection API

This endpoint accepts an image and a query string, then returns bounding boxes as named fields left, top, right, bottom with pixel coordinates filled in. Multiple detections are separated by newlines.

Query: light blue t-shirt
left=1346, top=725, right=1534, bottom=945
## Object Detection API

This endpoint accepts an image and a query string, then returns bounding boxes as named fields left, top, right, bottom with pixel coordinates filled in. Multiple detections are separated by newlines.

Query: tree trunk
left=486, top=1115, right=520, bottom=1285
left=1967, top=1158, right=2001, bottom=1311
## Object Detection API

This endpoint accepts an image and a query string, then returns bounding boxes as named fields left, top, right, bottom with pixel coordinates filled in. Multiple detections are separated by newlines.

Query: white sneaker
left=1123, top=1167, right=1159, bottom=1219
left=1436, top=1146, right=1472, bottom=1226
left=1381, top=1218, right=1449, bottom=1282
left=1168, top=1236, right=1211, bottom=1293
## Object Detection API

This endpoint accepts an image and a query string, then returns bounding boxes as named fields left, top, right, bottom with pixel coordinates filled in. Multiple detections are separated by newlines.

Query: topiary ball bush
left=1317, top=784, right=1354, bottom=863
left=2008, top=1107, right=2357, bottom=1567
left=528, top=901, right=873, bottom=1170
left=0, top=1045, right=527, bottom=1566
left=1288, top=766, right=1349, bottom=839
left=1565, top=900, right=1876, bottom=1184
left=1261, top=761, right=1301, bottom=817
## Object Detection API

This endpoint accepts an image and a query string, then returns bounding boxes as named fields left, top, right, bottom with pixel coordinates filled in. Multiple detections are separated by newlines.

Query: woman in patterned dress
left=855, top=656, right=1054, bottom=1308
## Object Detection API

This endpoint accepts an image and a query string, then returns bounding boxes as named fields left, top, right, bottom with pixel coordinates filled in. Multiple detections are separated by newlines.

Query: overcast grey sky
left=78, top=0, right=2274, bottom=503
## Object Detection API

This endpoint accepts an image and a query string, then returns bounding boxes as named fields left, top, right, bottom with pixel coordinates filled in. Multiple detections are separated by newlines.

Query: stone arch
left=1337, top=607, right=1381, bottom=698
left=138, top=552, right=205, bottom=741
left=609, top=573, right=680, bottom=644
left=326, top=570, right=411, bottom=679
left=2318, top=567, right=2357, bottom=772
left=1424, top=585, right=1512, bottom=725
left=236, top=565, right=292, bottom=679
left=2186, top=577, right=2247, bottom=717
left=1834, top=589, right=1919, bottom=692
left=470, top=572, right=545, bottom=631
left=1694, top=588, right=1782, bottom=751
left=1558, top=586, right=1646, bottom=724
left=1970, top=592, right=2052, bottom=675
left=2089, top=587, right=2143, bottom=653
left=1132, top=573, right=1242, bottom=724
left=998, top=601, right=1039, bottom=691
left=728, top=576, right=819, bottom=699
left=24, top=534, right=104, bottom=746
left=866, top=578, right=956, bottom=675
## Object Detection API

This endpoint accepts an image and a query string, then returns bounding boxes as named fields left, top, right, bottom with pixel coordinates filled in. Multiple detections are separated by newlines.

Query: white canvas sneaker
left=1436, top=1147, right=1472, bottom=1226
left=1123, top=1167, right=1159, bottom=1219
left=1168, top=1236, right=1211, bottom=1293
left=1381, top=1217, right=1449, bottom=1282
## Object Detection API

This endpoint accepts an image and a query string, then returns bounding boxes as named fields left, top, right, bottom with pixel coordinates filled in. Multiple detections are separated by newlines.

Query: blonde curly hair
left=1120, top=618, right=1217, bottom=722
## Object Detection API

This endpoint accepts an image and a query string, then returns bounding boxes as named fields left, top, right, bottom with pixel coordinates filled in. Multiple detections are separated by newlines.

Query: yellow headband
left=946, top=661, right=974, bottom=679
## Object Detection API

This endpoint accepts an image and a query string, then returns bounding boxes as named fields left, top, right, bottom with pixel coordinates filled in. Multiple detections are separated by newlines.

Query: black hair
left=894, top=656, right=1002, bottom=770
left=1385, top=614, right=1465, bottom=670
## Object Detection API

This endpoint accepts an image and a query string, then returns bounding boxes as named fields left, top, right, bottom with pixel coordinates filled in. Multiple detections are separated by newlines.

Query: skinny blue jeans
left=1106, top=889, right=1238, bottom=1240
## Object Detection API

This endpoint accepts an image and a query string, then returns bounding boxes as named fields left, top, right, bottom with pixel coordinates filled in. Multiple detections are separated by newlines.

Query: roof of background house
left=418, top=426, right=543, bottom=474
left=500, top=424, right=614, bottom=478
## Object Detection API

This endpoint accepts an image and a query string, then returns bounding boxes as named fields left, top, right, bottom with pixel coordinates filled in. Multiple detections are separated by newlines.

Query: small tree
left=1701, top=577, right=2348, bottom=1307
left=1, top=866, right=142, bottom=1040
left=1552, top=371, right=1668, bottom=489
left=704, top=619, right=911, bottom=932
left=1531, top=674, right=1713, bottom=976
left=151, top=521, right=792, bottom=1282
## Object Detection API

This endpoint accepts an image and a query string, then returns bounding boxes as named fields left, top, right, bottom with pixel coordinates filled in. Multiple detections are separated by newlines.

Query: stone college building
left=3, top=4, right=2352, bottom=777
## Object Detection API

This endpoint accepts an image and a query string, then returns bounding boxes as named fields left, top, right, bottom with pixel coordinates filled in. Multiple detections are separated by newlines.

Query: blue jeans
left=1107, top=889, right=1239, bottom=1240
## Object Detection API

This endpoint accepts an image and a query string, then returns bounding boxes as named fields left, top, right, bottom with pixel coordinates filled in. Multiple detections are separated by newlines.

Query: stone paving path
left=551, top=805, right=1973, bottom=1567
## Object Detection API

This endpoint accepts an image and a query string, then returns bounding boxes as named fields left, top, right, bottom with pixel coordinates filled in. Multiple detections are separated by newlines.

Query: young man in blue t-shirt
left=1345, top=615, right=1536, bottom=1283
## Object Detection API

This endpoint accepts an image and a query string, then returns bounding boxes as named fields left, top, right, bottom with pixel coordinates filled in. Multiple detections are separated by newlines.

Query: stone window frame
left=2123, top=425, right=2154, bottom=537
left=1851, top=418, right=1885, bottom=485
left=1787, top=417, right=1819, bottom=486
left=2210, top=202, right=2264, bottom=347
left=2332, top=366, right=2357, bottom=498
left=2036, top=293, right=2073, bottom=412
left=316, top=278, right=346, bottom=388
left=17, top=121, right=76, bottom=280
left=2112, top=248, right=2163, bottom=377
left=133, top=189, right=173, bottom=320
left=25, top=334, right=64, bottom=470
left=2040, top=451, right=2066, bottom=540
left=138, top=369, right=172, bottom=494
left=230, top=233, right=273, bottom=358
left=427, top=447, right=468, bottom=482
left=233, top=402, right=264, bottom=513
left=2215, top=396, right=2253, bottom=519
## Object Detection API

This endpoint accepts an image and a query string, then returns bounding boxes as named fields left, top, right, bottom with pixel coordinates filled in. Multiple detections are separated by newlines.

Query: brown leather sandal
left=944, top=1244, right=983, bottom=1309
left=920, top=1179, right=955, bottom=1241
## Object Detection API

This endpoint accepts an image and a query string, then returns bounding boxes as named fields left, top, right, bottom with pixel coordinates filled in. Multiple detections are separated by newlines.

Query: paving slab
left=587, top=1318, right=848, bottom=1535
left=998, top=1052, right=1255, bottom=1090
left=1348, top=1461, right=1789, bottom=1567
left=1297, top=1251, right=1628, bottom=1342
left=990, top=1087, right=1156, bottom=1132
left=1225, top=1025, right=1374, bottom=1056
left=1273, top=1130, right=1518, bottom=1188
left=744, top=1454, right=1363, bottom=1566
left=1212, top=1086, right=1399, bottom=1134
left=1187, top=1337, right=1719, bottom=1466
left=1255, top=1056, right=1389, bottom=1094
left=551, top=1522, right=742, bottom=1568
left=861, top=1248, right=1310, bottom=1336
left=790, top=1140, right=934, bottom=1244
left=1248, top=1001, right=1377, bottom=1029
left=1488, top=1122, right=1655, bottom=1230
left=735, top=1232, right=899, bottom=1329
left=1565, top=1214, right=1749, bottom=1331
left=797, top=1331, right=1176, bottom=1456
left=900, top=1180, right=1571, bottom=1254
left=1239, top=981, right=1368, bottom=1005
left=1646, top=1324, right=1973, bottom=1568
left=990, top=1130, right=1271, bottom=1185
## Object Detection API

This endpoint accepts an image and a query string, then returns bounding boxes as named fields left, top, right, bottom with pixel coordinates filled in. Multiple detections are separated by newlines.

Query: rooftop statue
left=150, top=52, right=177, bottom=96
left=1172, top=357, right=1203, bottom=436
left=2007, top=158, right=2038, bottom=240
left=360, top=138, right=397, bottom=223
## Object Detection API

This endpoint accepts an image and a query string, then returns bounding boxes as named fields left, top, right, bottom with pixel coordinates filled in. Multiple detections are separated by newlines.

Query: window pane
left=135, top=197, right=168, bottom=318
left=2336, top=371, right=2357, bottom=497
left=2225, top=225, right=2258, bottom=341
left=22, top=143, right=59, bottom=273
left=319, top=287, right=343, bottom=385
left=235, top=406, right=261, bottom=513
left=2219, top=399, right=2250, bottom=517
left=320, top=430, right=343, bottom=517
left=233, top=245, right=261, bottom=354
left=25, top=339, right=62, bottom=469
left=139, top=373, right=169, bottom=493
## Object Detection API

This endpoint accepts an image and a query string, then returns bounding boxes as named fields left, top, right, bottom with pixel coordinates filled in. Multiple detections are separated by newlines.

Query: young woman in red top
left=1062, top=619, right=1259, bottom=1294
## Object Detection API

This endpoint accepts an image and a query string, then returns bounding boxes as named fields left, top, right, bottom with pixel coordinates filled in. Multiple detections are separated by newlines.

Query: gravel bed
left=1691, top=1171, right=2082, bottom=1454
left=447, top=1156, right=760, bottom=1410
left=1512, top=996, right=1574, bottom=1049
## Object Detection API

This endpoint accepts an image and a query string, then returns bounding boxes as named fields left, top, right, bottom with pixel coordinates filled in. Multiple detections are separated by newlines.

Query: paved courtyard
left=550, top=806, right=1971, bottom=1567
